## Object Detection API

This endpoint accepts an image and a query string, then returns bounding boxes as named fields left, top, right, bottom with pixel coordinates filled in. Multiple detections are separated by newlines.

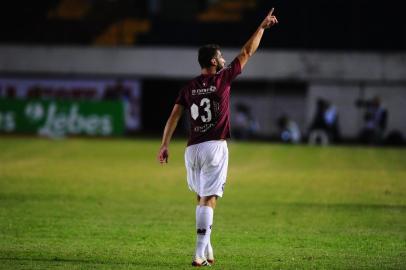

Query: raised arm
left=237, top=8, right=278, bottom=69
left=157, top=104, right=184, bottom=164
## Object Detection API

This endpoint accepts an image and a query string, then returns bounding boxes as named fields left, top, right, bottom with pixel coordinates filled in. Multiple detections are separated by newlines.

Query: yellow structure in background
left=48, top=0, right=91, bottom=20
left=198, top=0, right=256, bottom=22
left=94, top=19, right=151, bottom=46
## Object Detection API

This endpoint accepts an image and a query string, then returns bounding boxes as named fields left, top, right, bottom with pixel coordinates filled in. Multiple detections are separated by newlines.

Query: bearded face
left=214, top=51, right=226, bottom=72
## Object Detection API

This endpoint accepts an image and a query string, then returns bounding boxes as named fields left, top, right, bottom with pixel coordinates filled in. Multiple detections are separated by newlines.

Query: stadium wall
left=1, top=45, right=406, bottom=139
left=1, top=45, right=406, bottom=81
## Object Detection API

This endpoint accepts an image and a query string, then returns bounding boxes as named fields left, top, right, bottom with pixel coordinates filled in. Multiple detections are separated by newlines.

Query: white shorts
left=185, top=140, right=228, bottom=197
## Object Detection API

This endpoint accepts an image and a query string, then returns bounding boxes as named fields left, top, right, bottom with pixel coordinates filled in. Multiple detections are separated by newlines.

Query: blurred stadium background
left=1, top=1, right=406, bottom=269
left=1, top=0, right=405, bottom=145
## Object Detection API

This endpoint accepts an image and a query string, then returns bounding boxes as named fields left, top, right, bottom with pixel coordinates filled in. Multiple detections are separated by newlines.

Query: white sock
left=196, top=205, right=214, bottom=259
left=205, top=238, right=214, bottom=260
left=195, top=206, right=213, bottom=259
left=196, top=205, right=201, bottom=223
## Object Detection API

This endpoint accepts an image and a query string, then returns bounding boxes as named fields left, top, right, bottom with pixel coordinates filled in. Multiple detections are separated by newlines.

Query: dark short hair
left=198, top=44, right=220, bottom=69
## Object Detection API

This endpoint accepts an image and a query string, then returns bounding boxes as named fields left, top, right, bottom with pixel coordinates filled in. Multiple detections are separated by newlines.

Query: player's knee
left=199, top=196, right=217, bottom=208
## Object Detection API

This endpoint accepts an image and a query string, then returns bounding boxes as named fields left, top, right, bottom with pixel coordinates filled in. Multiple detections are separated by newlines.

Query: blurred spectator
left=3, top=85, right=16, bottom=98
left=324, top=100, right=340, bottom=141
left=277, top=114, right=301, bottom=143
left=124, top=93, right=141, bottom=134
left=357, top=96, right=388, bottom=144
left=233, top=103, right=259, bottom=140
left=308, top=98, right=340, bottom=145
left=103, top=79, right=129, bottom=100
left=105, top=80, right=142, bottom=133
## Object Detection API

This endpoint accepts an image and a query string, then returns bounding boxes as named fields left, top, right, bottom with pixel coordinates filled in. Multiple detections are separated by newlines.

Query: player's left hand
left=158, top=146, right=169, bottom=164
left=261, top=8, right=278, bottom=29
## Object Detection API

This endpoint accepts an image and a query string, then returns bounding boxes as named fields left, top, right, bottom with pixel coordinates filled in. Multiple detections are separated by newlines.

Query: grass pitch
left=0, top=137, right=405, bottom=269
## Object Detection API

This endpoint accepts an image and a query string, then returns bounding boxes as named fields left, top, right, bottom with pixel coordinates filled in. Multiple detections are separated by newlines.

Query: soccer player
left=157, top=9, right=278, bottom=267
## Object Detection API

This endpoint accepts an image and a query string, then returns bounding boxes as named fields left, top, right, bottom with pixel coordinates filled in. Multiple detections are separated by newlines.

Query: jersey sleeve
left=175, top=87, right=187, bottom=107
left=222, top=57, right=242, bottom=82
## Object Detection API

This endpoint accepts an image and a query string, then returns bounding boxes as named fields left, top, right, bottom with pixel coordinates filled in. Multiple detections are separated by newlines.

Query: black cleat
left=192, top=258, right=211, bottom=267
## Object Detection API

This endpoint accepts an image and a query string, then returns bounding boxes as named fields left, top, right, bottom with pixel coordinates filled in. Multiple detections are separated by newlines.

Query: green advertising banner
left=0, top=98, right=124, bottom=137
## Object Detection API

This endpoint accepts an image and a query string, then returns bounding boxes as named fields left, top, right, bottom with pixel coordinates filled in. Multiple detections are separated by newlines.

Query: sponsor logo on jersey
left=191, top=86, right=217, bottom=96
left=194, top=123, right=215, bottom=133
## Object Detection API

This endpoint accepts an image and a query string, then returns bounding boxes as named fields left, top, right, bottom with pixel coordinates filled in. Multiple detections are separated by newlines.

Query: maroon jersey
left=176, top=58, right=242, bottom=146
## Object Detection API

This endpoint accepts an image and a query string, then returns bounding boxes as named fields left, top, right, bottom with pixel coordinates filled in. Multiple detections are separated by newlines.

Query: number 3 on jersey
left=191, top=98, right=212, bottom=123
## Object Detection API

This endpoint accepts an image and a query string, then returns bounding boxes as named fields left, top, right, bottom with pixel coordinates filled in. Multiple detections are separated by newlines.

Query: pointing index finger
left=268, top=7, right=274, bottom=16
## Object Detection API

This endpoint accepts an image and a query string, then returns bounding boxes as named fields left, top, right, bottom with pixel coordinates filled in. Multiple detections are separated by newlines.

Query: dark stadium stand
left=1, top=0, right=405, bottom=50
